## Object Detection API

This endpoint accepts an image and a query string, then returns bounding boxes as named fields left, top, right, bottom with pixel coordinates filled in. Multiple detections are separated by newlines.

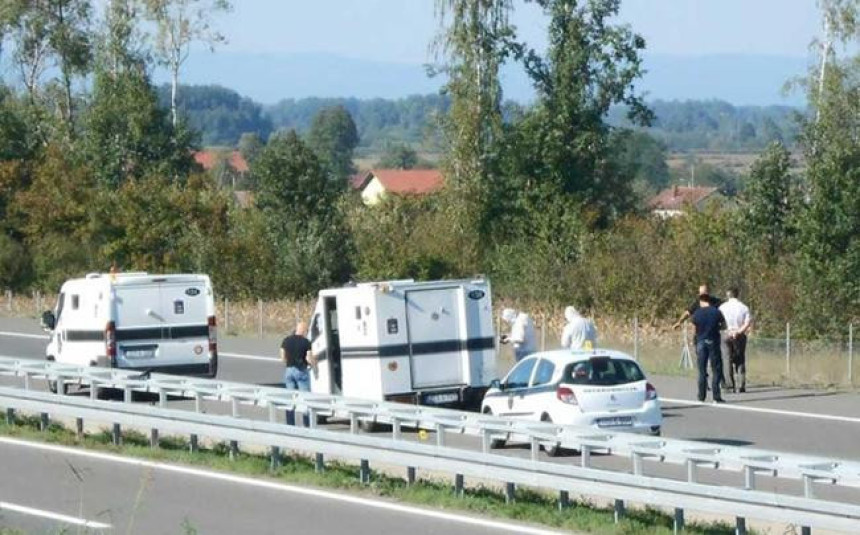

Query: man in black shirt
left=673, top=283, right=727, bottom=387
left=690, top=293, right=727, bottom=403
left=281, top=321, right=313, bottom=392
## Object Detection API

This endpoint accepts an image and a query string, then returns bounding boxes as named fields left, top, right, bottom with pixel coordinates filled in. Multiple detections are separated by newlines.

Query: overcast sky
left=220, top=0, right=822, bottom=63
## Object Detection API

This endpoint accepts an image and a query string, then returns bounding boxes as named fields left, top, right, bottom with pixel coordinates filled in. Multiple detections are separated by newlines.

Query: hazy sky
left=220, top=0, right=822, bottom=63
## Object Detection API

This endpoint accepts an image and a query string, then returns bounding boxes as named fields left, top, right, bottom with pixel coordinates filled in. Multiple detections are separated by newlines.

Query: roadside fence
left=2, top=291, right=855, bottom=389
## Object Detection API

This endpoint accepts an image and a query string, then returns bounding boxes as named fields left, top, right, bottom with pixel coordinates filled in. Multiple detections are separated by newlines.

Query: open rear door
left=406, top=288, right=464, bottom=388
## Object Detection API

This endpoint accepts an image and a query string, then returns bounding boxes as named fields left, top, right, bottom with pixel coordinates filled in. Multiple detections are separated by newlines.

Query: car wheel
left=541, top=414, right=562, bottom=457
left=482, top=407, right=506, bottom=449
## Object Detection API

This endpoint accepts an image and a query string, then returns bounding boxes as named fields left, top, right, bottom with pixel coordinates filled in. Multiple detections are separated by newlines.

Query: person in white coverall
left=560, top=306, right=597, bottom=350
left=501, top=308, right=536, bottom=362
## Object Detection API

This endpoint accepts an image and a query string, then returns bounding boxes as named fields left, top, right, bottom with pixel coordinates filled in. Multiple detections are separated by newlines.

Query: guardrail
left=0, top=357, right=859, bottom=534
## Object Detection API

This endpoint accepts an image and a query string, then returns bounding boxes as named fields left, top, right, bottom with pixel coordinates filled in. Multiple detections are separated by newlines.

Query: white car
left=481, top=349, right=662, bottom=450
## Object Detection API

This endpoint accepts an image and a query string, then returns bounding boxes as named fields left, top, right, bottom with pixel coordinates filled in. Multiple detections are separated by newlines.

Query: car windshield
left=562, top=357, right=645, bottom=386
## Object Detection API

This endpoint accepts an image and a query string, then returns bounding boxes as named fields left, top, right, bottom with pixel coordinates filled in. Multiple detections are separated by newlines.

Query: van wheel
left=47, top=379, right=69, bottom=395
left=483, top=407, right=506, bottom=449
left=358, top=419, right=382, bottom=433
left=541, top=414, right=562, bottom=457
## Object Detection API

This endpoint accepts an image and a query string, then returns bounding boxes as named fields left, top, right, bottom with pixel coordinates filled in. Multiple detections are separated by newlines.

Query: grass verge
left=0, top=413, right=746, bottom=535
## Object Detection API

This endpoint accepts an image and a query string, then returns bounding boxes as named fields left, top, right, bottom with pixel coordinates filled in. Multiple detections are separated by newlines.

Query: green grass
left=0, top=413, right=746, bottom=535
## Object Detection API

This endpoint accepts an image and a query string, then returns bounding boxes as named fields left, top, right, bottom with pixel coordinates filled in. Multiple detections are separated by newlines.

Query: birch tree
left=143, top=0, right=231, bottom=127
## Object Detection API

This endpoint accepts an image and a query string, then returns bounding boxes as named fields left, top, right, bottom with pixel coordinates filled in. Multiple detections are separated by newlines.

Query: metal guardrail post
left=224, top=298, right=230, bottom=333
left=75, top=417, right=83, bottom=439
left=849, top=323, right=854, bottom=387
left=786, top=322, right=791, bottom=382
left=633, top=316, right=640, bottom=361
left=5, top=290, right=11, bottom=312
left=614, top=499, right=625, bottom=523
left=558, top=490, right=569, bottom=510
left=112, top=423, right=121, bottom=446
left=504, top=482, right=515, bottom=504
left=673, top=507, right=684, bottom=532
left=40, top=412, right=49, bottom=432
left=258, top=299, right=263, bottom=338
left=454, top=474, right=464, bottom=497
left=270, top=446, right=281, bottom=470
left=541, top=314, right=546, bottom=351
left=360, top=459, right=370, bottom=484
left=4, top=407, right=12, bottom=425
left=406, top=466, right=416, bottom=485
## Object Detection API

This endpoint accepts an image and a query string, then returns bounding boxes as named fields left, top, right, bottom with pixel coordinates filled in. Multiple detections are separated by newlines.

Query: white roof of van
left=68, top=273, right=210, bottom=286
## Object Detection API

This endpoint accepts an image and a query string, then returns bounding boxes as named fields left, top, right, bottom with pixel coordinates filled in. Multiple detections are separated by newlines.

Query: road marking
left=661, top=397, right=860, bottom=424
left=0, top=331, right=277, bottom=362
left=0, top=331, right=48, bottom=340
left=0, top=437, right=565, bottom=535
left=0, top=499, right=111, bottom=529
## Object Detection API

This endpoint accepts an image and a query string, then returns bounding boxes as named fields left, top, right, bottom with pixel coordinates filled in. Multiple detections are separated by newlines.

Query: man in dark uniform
left=690, top=292, right=727, bottom=403
left=673, top=284, right=727, bottom=387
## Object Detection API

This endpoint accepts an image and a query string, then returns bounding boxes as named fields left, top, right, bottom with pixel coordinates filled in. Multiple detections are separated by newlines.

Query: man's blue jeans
left=696, top=339, right=723, bottom=402
left=284, top=366, right=310, bottom=391
left=284, top=366, right=310, bottom=426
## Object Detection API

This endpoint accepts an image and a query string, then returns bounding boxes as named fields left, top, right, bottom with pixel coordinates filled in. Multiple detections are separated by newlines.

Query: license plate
left=424, top=392, right=459, bottom=405
left=123, top=346, right=156, bottom=360
left=597, top=416, right=633, bottom=428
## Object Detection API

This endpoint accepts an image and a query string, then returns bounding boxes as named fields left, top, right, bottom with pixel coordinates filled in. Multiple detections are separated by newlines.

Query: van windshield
left=562, top=357, right=645, bottom=386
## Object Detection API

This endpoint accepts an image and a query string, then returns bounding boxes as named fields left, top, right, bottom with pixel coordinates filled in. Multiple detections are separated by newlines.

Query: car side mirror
left=489, top=379, right=502, bottom=390
left=41, top=310, right=56, bottom=331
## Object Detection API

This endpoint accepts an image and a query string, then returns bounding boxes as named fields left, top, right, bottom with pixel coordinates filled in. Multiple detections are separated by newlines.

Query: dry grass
left=3, top=294, right=855, bottom=389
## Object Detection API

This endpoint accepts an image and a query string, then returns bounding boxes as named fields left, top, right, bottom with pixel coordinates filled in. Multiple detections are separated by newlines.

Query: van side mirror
left=489, top=379, right=501, bottom=390
left=41, top=310, right=56, bottom=331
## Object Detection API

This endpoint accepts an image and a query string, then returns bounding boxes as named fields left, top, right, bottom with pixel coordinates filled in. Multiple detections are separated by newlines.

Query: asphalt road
left=2, top=317, right=860, bottom=534
left=0, top=437, right=562, bottom=535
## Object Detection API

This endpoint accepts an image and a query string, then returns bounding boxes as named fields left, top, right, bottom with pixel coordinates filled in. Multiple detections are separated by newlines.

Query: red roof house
left=352, top=169, right=444, bottom=204
left=648, top=186, right=724, bottom=217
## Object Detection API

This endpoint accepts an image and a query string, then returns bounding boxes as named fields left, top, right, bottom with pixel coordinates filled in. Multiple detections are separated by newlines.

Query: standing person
left=673, top=284, right=728, bottom=387
left=690, top=291, right=727, bottom=403
left=719, top=287, right=752, bottom=393
left=281, top=321, right=313, bottom=392
left=560, top=306, right=598, bottom=350
left=500, top=308, right=536, bottom=362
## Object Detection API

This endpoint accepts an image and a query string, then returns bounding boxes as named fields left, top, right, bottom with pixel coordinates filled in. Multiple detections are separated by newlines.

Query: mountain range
left=166, top=51, right=809, bottom=107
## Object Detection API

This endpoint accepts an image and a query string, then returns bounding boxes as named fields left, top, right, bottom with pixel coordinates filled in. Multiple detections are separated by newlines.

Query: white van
left=307, top=278, right=497, bottom=410
left=41, top=272, right=218, bottom=387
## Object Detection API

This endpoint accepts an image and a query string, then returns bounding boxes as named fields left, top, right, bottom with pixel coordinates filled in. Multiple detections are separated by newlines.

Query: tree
left=83, top=65, right=196, bottom=188
left=306, top=105, right=359, bottom=182
left=742, top=142, right=794, bottom=259
left=99, top=0, right=148, bottom=77
left=433, top=0, right=515, bottom=189
left=143, top=0, right=231, bottom=127
left=254, top=130, right=351, bottom=295
left=376, top=142, right=420, bottom=169
left=513, top=0, right=653, bottom=227
left=6, top=0, right=92, bottom=128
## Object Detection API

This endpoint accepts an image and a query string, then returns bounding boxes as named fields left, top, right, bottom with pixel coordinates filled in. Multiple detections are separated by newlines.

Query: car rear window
left=562, top=357, right=645, bottom=386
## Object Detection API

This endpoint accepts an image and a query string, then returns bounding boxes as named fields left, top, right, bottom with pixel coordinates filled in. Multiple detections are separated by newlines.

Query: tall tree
left=742, top=141, right=794, bottom=259
left=514, top=0, right=652, bottom=227
left=6, top=0, right=92, bottom=128
left=433, top=0, right=515, bottom=189
left=100, top=0, right=147, bottom=77
left=306, top=105, right=359, bottom=182
left=793, top=0, right=860, bottom=333
left=143, top=0, right=231, bottom=127
left=255, top=130, right=350, bottom=295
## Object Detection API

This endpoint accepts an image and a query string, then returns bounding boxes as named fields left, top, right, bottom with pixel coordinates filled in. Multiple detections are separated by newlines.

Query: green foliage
left=375, top=142, right=421, bottom=169
left=158, top=84, right=273, bottom=146
left=742, top=142, right=795, bottom=259
left=793, top=61, right=860, bottom=333
left=306, top=105, right=359, bottom=181
left=0, top=233, right=30, bottom=290
left=610, top=130, right=670, bottom=197
left=82, top=67, right=196, bottom=188
left=255, top=130, right=351, bottom=296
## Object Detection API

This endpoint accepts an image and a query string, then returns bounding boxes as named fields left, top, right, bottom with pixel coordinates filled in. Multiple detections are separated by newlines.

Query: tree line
left=0, top=0, right=856, bottom=336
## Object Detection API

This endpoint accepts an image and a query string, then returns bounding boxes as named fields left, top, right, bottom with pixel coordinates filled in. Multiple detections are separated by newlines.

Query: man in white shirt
left=501, top=308, right=537, bottom=362
left=560, top=306, right=597, bottom=350
left=719, top=287, right=752, bottom=393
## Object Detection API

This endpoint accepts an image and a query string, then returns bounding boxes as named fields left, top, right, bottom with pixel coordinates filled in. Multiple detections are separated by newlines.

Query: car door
left=498, top=357, right=537, bottom=417
left=524, top=358, right=557, bottom=421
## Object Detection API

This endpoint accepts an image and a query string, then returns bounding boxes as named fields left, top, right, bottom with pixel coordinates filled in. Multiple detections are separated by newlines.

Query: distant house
left=351, top=169, right=444, bottom=205
left=648, top=186, right=725, bottom=218
left=193, top=150, right=250, bottom=188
